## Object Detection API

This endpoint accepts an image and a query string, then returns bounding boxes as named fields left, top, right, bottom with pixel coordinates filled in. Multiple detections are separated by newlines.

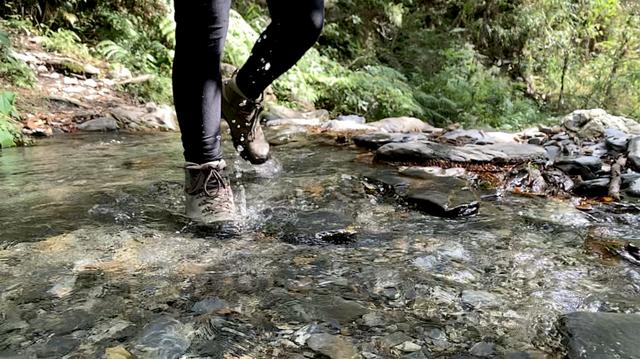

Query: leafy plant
left=0, top=91, right=24, bottom=148
left=0, top=28, right=36, bottom=87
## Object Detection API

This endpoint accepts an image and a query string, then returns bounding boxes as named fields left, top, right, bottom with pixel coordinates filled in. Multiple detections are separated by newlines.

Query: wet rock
left=441, top=129, right=516, bottom=145
left=78, top=117, right=118, bottom=132
left=136, top=316, right=191, bottom=359
left=554, top=156, right=602, bottom=179
left=306, top=333, right=360, bottom=359
left=461, top=290, right=501, bottom=309
left=404, top=352, right=427, bottom=359
left=627, top=178, right=640, bottom=197
left=563, top=109, right=640, bottom=139
left=573, top=177, right=610, bottom=196
left=266, top=118, right=323, bottom=127
left=376, top=141, right=547, bottom=164
left=336, top=115, right=366, bottom=124
left=605, top=128, right=630, bottom=152
left=352, top=133, right=429, bottom=150
left=544, top=145, right=561, bottom=160
left=368, top=117, right=440, bottom=133
left=559, top=312, right=640, bottom=359
left=34, top=335, right=79, bottom=357
left=469, top=342, right=496, bottom=357
left=289, top=295, right=369, bottom=324
left=109, top=104, right=178, bottom=132
left=266, top=125, right=309, bottom=145
left=191, top=297, right=228, bottom=315
left=381, top=332, right=413, bottom=348
left=405, top=189, right=479, bottom=217
left=628, top=137, right=640, bottom=171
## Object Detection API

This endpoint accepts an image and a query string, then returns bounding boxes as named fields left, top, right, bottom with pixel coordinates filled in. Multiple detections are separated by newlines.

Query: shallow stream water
left=1, top=132, right=639, bottom=358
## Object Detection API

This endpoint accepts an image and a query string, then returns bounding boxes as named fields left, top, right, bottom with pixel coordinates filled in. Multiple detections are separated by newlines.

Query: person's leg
left=235, top=0, right=325, bottom=99
left=174, top=0, right=236, bottom=223
left=173, top=0, right=231, bottom=164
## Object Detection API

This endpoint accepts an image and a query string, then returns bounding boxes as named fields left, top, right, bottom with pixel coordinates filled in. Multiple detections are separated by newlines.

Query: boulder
left=109, top=104, right=178, bottom=132
left=559, top=312, right=640, bottom=359
left=605, top=128, right=630, bottom=152
left=562, top=109, right=640, bottom=139
left=368, top=117, right=441, bottom=133
left=554, top=156, right=602, bottom=179
left=78, top=117, right=119, bottom=132
left=628, top=137, right=640, bottom=171
left=573, top=177, right=610, bottom=196
left=265, top=118, right=323, bottom=127
left=376, top=141, right=547, bottom=164
left=321, top=120, right=379, bottom=132
left=441, top=129, right=516, bottom=145
left=336, top=115, right=366, bottom=124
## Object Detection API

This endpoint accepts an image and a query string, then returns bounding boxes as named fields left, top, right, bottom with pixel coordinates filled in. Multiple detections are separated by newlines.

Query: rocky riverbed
left=1, top=123, right=640, bottom=358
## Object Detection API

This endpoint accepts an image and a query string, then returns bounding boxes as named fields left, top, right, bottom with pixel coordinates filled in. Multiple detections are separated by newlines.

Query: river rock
left=376, top=141, right=547, bottom=164
left=397, top=341, right=422, bottom=353
left=136, top=316, right=191, bottom=359
left=265, top=118, right=323, bottom=127
left=627, top=178, right=640, bottom=197
left=404, top=188, right=479, bottom=218
left=368, top=117, right=440, bottom=133
left=306, top=334, right=360, bottom=359
left=628, top=137, right=640, bottom=171
left=78, top=117, right=119, bottom=131
left=573, top=177, right=610, bottom=196
left=441, top=129, right=516, bottom=145
left=562, top=109, right=640, bottom=139
left=461, top=290, right=502, bottom=309
left=605, top=128, right=630, bottom=152
left=554, top=156, right=602, bottom=179
left=294, top=295, right=369, bottom=324
left=352, top=133, right=428, bottom=150
left=33, top=335, right=79, bottom=357
left=382, top=332, right=413, bottom=348
left=191, top=297, right=228, bottom=314
left=362, top=312, right=386, bottom=327
left=559, top=312, right=640, bottom=359
left=399, top=166, right=466, bottom=179
left=469, top=342, right=496, bottom=357
left=110, top=104, right=178, bottom=131
left=262, top=104, right=329, bottom=122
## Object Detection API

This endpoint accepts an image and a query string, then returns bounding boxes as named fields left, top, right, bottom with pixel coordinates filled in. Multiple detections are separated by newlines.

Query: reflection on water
left=1, top=132, right=639, bottom=358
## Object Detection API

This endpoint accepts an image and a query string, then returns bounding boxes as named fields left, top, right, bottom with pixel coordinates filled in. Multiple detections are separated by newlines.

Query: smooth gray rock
left=362, top=312, right=386, bottom=327
left=34, top=335, right=79, bottom=357
left=605, top=128, right=630, bottom=152
left=381, top=332, right=413, bottom=348
left=559, top=312, right=640, bottom=359
left=352, top=133, right=428, bottom=150
left=191, top=297, right=228, bottom=315
left=554, top=156, right=602, bottom=179
left=376, top=141, right=547, bottom=164
left=461, top=290, right=502, bottom=309
left=627, top=178, right=640, bottom=197
left=265, top=118, right=323, bottom=127
left=469, top=342, right=496, bottom=357
left=136, top=316, right=191, bottom=359
left=628, top=137, right=640, bottom=171
left=321, top=119, right=378, bottom=132
left=78, top=117, right=118, bottom=131
left=306, top=333, right=360, bottom=359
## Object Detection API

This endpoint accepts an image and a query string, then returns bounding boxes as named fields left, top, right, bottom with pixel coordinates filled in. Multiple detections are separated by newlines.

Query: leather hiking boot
left=222, top=77, right=270, bottom=164
left=184, top=160, right=236, bottom=223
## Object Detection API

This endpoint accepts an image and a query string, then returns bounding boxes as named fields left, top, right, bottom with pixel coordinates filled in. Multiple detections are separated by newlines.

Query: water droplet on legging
left=264, top=63, right=271, bottom=71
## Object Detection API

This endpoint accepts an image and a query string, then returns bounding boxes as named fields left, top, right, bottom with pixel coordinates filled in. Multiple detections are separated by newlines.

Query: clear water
left=1, top=132, right=639, bottom=358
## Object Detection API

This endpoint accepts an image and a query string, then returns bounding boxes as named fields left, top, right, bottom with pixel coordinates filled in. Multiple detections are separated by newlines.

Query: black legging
left=173, top=0, right=324, bottom=164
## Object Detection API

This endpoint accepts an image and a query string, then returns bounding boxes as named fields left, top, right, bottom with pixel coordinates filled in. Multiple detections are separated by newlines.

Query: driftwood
left=116, top=74, right=154, bottom=86
left=609, top=156, right=627, bottom=200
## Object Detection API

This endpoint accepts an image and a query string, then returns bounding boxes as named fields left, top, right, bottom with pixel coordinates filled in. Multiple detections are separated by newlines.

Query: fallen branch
left=609, top=156, right=627, bottom=200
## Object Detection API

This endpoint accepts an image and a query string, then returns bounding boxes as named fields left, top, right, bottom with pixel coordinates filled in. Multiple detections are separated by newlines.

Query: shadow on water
left=1, top=132, right=639, bottom=357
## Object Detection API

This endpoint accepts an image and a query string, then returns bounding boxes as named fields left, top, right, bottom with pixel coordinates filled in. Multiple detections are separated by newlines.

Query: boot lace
left=185, top=163, right=227, bottom=197
left=238, top=95, right=263, bottom=142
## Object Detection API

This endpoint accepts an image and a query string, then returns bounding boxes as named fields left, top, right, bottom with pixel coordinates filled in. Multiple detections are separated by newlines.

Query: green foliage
left=0, top=27, right=36, bottom=87
left=119, top=76, right=173, bottom=105
left=42, top=28, right=92, bottom=61
left=0, top=91, right=24, bottom=148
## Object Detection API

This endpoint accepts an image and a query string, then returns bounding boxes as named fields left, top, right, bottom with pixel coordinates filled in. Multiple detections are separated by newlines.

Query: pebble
left=470, top=341, right=496, bottom=357
left=396, top=341, right=422, bottom=352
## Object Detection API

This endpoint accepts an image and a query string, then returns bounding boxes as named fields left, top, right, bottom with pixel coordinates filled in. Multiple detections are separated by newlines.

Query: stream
left=1, top=132, right=639, bottom=358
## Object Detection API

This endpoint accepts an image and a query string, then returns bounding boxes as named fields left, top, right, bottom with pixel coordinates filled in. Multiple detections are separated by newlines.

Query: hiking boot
left=184, top=160, right=236, bottom=223
left=222, top=77, right=270, bottom=164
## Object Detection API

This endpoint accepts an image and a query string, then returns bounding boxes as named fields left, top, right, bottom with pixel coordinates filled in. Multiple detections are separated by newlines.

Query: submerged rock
left=404, top=189, right=479, bottom=218
left=461, top=290, right=502, bottom=309
left=376, top=141, right=547, bottom=164
left=627, top=178, right=640, bottom=197
left=136, top=316, right=192, bottom=359
left=559, top=312, right=640, bottom=359
left=306, top=333, right=360, bottom=359
left=469, top=342, right=496, bottom=357
left=573, top=177, right=610, bottom=196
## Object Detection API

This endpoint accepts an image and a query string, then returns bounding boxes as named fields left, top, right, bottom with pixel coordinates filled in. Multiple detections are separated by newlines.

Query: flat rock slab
left=353, top=132, right=429, bottom=150
left=376, top=141, right=547, bottom=164
left=559, top=312, right=640, bottom=359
